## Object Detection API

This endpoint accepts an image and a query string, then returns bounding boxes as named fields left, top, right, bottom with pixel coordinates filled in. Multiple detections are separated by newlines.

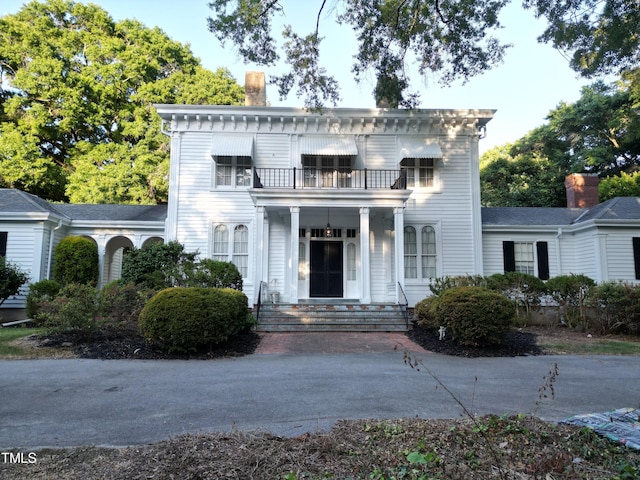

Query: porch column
left=359, top=207, right=371, bottom=303
left=254, top=206, right=265, bottom=304
left=394, top=207, right=405, bottom=303
left=290, top=206, right=300, bottom=303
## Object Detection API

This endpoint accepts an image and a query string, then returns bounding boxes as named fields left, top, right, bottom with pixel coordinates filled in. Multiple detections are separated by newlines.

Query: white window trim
left=211, top=156, right=252, bottom=190
left=404, top=222, right=442, bottom=283
left=210, top=222, right=252, bottom=279
left=400, top=158, right=442, bottom=192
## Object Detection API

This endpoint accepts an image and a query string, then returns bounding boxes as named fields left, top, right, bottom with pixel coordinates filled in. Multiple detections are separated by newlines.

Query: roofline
left=154, top=104, right=496, bottom=128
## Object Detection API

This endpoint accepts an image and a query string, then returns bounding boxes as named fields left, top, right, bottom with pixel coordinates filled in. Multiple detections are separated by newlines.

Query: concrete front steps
left=254, top=302, right=408, bottom=332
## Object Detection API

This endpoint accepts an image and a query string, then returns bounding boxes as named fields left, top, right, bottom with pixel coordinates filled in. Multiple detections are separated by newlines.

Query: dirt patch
left=2, top=416, right=638, bottom=480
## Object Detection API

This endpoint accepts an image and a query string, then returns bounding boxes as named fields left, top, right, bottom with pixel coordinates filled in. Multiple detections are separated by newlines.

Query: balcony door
left=302, top=155, right=353, bottom=188
left=310, top=241, right=343, bottom=297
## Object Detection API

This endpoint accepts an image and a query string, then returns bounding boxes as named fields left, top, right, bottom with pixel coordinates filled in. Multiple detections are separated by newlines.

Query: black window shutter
left=503, top=241, right=515, bottom=272
left=536, top=241, right=550, bottom=280
left=633, top=238, right=640, bottom=280
left=0, top=232, right=7, bottom=257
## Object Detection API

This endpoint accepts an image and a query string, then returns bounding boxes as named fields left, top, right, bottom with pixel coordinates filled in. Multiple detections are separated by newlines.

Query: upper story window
left=0, top=232, right=7, bottom=257
left=401, top=158, right=434, bottom=189
left=301, top=155, right=353, bottom=188
left=214, top=156, right=252, bottom=188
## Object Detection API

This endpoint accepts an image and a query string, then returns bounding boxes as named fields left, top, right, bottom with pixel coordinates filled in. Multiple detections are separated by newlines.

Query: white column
left=31, top=225, right=47, bottom=282
left=289, top=206, right=300, bottom=303
left=254, top=206, right=265, bottom=304
left=359, top=207, right=371, bottom=303
left=394, top=207, right=405, bottom=303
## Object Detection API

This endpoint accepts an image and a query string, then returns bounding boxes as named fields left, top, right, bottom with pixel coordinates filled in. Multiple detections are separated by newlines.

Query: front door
left=310, top=241, right=343, bottom=297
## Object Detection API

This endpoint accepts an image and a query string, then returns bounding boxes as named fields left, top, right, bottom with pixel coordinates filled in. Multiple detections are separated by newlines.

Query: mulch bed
left=36, top=323, right=542, bottom=360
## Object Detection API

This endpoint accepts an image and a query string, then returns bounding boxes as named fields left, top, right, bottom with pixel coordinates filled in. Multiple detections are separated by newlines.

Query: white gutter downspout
left=555, top=227, right=563, bottom=276
left=46, top=220, right=63, bottom=280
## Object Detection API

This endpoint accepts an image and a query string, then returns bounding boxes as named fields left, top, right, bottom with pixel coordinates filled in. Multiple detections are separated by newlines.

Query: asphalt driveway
left=1, top=350, right=639, bottom=449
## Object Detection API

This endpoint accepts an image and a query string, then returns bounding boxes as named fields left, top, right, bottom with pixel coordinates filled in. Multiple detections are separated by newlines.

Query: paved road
left=1, top=352, right=639, bottom=449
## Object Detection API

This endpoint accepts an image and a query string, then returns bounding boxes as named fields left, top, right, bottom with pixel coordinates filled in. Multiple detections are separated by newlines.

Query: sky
left=2, top=0, right=596, bottom=154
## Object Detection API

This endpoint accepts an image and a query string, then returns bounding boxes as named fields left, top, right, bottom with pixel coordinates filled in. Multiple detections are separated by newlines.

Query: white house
left=3, top=75, right=640, bottom=328
left=155, top=103, right=493, bottom=309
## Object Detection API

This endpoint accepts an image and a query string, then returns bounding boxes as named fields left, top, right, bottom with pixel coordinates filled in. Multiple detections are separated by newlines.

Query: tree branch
left=315, top=0, right=327, bottom=37
left=435, top=0, right=450, bottom=24
left=259, top=0, right=280, bottom=18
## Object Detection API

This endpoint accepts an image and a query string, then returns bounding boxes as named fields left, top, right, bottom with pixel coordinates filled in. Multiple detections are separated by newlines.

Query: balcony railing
left=253, top=167, right=407, bottom=190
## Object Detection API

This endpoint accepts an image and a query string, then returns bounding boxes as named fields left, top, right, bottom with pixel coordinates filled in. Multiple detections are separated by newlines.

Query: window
left=214, top=156, right=252, bottom=188
left=405, top=225, right=438, bottom=280
left=404, top=226, right=417, bottom=279
left=421, top=226, right=437, bottom=279
left=401, top=158, right=434, bottom=188
left=302, top=155, right=353, bottom=188
left=0, top=232, right=7, bottom=257
left=212, top=224, right=250, bottom=278
left=502, top=241, right=549, bottom=280
left=347, top=243, right=357, bottom=281
left=232, top=225, right=249, bottom=277
left=213, top=225, right=229, bottom=262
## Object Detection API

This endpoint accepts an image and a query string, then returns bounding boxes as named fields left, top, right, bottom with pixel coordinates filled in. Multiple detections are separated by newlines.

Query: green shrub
left=545, top=274, right=596, bottom=329
left=138, top=287, right=250, bottom=353
left=41, top=283, right=100, bottom=340
left=487, top=272, right=547, bottom=326
left=99, top=281, right=155, bottom=333
left=53, top=236, right=99, bottom=286
left=0, top=257, right=30, bottom=307
left=414, top=296, right=441, bottom=330
left=25, top=279, right=61, bottom=324
left=121, top=241, right=197, bottom=290
left=436, top=286, right=515, bottom=347
left=183, top=259, right=243, bottom=290
left=429, top=275, right=488, bottom=296
left=590, top=282, right=640, bottom=335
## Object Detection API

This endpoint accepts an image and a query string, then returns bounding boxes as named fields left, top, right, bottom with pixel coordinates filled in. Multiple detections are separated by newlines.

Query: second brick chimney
left=565, top=173, right=600, bottom=208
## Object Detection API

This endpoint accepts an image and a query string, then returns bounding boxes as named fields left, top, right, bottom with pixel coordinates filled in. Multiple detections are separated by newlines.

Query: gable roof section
left=481, top=207, right=585, bottom=226
left=55, top=204, right=167, bottom=222
left=0, top=189, right=67, bottom=218
left=573, top=197, right=640, bottom=223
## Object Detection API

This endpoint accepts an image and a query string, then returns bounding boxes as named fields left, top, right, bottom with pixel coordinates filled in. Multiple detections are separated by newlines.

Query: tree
left=208, top=0, right=510, bottom=108
left=522, top=0, right=640, bottom=78
left=599, top=171, right=640, bottom=201
left=0, top=0, right=244, bottom=203
left=207, top=0, right=639, bottom=108
left=480, top=76, right=640, bottom=206
left=0, top=256, right=30, bottom=308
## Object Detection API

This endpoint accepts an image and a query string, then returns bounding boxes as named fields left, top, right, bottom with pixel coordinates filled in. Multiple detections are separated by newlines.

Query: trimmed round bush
left=53, top=236, right=99, bottom=286
left=437, top=286, right=515, bottom=347
left=414, top=296, right=441, bottom=330
left=138, top=287, right=250, bottom=353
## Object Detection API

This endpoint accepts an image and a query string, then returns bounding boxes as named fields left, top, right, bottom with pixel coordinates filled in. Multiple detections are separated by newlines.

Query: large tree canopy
left=0, top=0, right=244, bottom=203
left=480, top=76, right=640, bottom=207
left=207, top=0, right=639, bottom=108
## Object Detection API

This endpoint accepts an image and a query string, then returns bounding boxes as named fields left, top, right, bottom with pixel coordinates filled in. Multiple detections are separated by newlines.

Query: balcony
left=253, top=167, right=407, bottom=190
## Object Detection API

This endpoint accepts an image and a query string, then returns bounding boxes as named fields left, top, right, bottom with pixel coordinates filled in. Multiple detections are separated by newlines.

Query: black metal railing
left=397, top=281, right=409, bottom=329
left=255, top=280, right=268, bottom=326
left=252, top=167, right=407, bottom=190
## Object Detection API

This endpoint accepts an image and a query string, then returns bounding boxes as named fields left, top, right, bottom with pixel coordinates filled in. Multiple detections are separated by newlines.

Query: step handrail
left=255, top=280, right=268, bottom=326
left=397, top=282, right=409, bottom=329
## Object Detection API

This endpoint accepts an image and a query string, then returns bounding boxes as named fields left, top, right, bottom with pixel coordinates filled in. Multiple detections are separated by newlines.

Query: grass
left=541, top=338, right=640, bottom=355
left=0, top=327, right=46, bottom=357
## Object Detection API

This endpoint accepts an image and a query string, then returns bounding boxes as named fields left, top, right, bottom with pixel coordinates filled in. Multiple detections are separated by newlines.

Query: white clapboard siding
left=267, top=219, right=287, bottom=297
left=364, top=135, right=398, bottom=169
left=571, top=231, right=598, bottom=280
left=255, top=134, right=291, bottom=168
left=599, top=230, right=638, bottom=283
left=369, top=216, right=387, bottom=302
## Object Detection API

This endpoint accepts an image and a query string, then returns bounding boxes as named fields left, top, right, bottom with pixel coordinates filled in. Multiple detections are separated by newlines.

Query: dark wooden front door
left=310, top=241, right=343, bottom=297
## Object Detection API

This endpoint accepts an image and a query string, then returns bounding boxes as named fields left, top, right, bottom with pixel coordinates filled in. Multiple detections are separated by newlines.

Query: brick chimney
left=245, top=71, right=266, bottom=106
left=565, top=173, right=600, bottom=208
